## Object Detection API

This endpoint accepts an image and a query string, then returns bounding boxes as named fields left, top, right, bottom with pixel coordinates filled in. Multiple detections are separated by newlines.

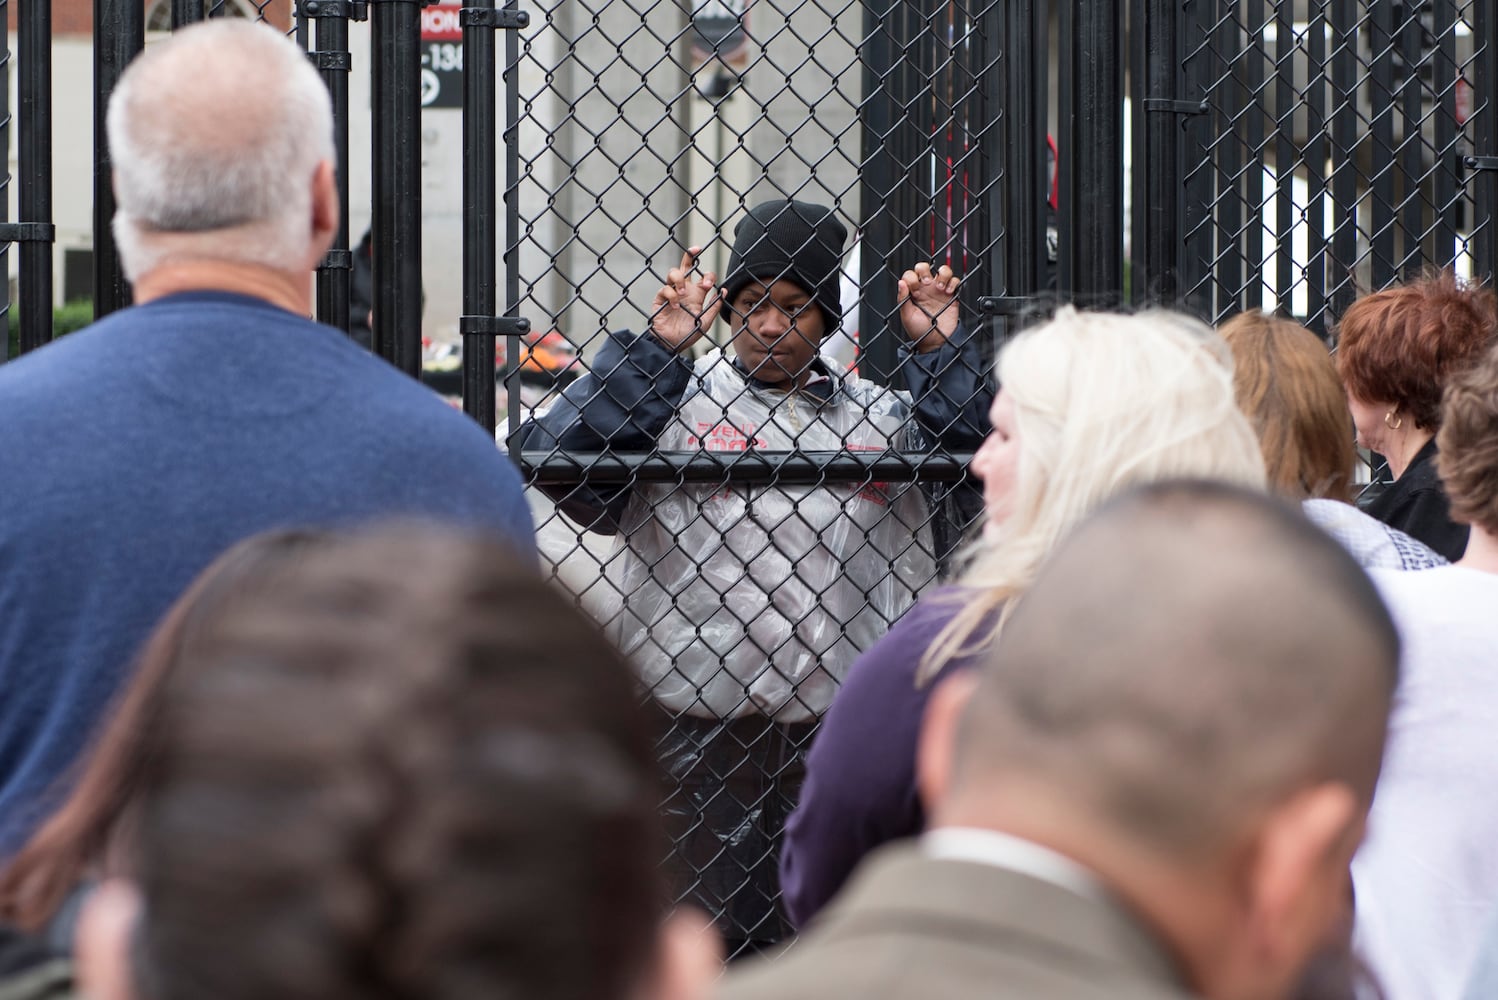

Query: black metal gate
left=2, top=0, right=1492, bottom=957
left=1136, top=0, right=1495, bottom=335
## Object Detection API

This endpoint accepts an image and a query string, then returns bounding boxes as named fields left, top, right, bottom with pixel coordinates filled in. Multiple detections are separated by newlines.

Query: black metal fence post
left=1135, top=0, right=1184, bottom=307
left=462, top=0, right=499, bottom=432
left=0, top=1, right=10, bottom=358
left=371, top=0, right=425, bottom=377
left=1241, top=3, right=1265, bottom=311
left=1432, top=0, right=1458, bottom=276
left=1057, top=0, right=1123, bottom=304
left=501, top=0, right=523, bottom=451
left=999, top=0, right=1044, bottom=305
left=1212, top=9, right=1245, bottom=312
left=171, top=0, right=206, bottom=27
left=1274, top=0, right=1294, bottom=310
left=93, top=0, right=144, bottom=322
left=305, top=0, right=361, bottom=335
left=1306, top=0, right=1329, bottom=332
left=15, top=0, right=52, bottom=354
left=460, top=0, right=500, bottom=433
left=858, top=0, right=905, bottom=388
left=1474, top=0, right=1497, bottom=283
left=1398, top=2, right=1423, bottom=275
left=1179, top=0, right=1215, bottom=315
left=1330, top=0, right=1358, bottom=318
left=1369, top=0, right=1397, bottom=286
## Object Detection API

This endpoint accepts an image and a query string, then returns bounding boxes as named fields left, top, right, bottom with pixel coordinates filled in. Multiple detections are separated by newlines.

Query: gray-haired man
left=0, top=21, right=534, bottom=850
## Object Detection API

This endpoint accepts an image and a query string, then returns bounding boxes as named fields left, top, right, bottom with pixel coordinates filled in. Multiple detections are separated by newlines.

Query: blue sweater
left=0, top=292, right=535, bottom=850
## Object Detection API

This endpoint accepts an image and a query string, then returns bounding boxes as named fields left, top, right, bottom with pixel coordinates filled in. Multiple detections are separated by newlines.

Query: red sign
left=420, top=4, right=464, bottom=107
left=421, top=4, right=463, bottom=42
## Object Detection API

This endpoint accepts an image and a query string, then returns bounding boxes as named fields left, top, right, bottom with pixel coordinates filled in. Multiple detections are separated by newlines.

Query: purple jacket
left=779, top=588, right=985, bottom=929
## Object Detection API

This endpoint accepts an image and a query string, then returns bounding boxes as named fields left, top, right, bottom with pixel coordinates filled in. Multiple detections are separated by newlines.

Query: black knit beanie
left=720, top=200, right=848, bottom=333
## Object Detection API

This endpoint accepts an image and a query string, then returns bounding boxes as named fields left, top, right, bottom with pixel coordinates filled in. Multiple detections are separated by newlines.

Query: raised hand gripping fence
left=2, top=0, right=1495, bottom=959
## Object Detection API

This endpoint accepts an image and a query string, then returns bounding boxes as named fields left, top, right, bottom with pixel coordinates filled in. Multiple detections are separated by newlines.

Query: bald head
left=949, top=480, right=1398, bottom=859
left=107, top=21, right=336, bottom=281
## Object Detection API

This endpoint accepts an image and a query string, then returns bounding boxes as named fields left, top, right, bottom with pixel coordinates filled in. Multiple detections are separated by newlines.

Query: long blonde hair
left=918, top=307, right=1267, bottom=682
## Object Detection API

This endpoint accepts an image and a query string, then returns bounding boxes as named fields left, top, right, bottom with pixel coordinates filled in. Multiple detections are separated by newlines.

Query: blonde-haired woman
left=779, top=307, right=1267, bottom=929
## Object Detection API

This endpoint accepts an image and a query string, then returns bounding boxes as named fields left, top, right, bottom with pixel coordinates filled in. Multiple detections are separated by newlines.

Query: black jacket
left=1362, top=438, right=1469, bottom=562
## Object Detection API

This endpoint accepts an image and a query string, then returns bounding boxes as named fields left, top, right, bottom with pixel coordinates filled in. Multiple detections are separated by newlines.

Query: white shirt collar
left=922, top=826, right=1106, bottom=904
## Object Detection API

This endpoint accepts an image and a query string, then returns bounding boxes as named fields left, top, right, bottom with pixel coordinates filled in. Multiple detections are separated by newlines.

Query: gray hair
left=107, top=21, right=335, bottom=280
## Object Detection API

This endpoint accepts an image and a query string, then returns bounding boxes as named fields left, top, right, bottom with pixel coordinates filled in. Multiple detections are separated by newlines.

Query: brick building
left=13, top=0, right=293, bottom=36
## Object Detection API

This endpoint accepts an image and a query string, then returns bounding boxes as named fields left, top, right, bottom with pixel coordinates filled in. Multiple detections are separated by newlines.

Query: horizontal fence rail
left=520, top=450, right=978, bottom=485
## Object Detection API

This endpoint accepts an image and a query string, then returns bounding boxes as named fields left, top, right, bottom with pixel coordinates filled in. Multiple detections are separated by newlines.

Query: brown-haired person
left=1335, top=271, right=1498, bottom=560
left=0, top=531, right=324, bottom=955
left=1221, top=312, right=1356, bottom=501
left=68, top=528, right=718, bottom=1000
left=1350, top=339, right=1498, bottom=1000
left=1221, top=311, right=1446, bottom=571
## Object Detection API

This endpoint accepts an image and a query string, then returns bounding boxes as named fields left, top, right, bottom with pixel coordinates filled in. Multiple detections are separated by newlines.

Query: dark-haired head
left=75, top=527, right=717, bottom=1000
left=1438, top=339, right=1498, bottom=538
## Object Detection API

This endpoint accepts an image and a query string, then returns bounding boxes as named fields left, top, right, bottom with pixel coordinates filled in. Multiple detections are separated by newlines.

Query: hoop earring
left=1384, top=410, right=1403, bottom=431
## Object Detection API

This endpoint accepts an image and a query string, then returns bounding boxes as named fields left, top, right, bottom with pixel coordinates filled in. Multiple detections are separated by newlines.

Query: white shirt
left=1353, top=567, right=1498, bottom=1000
left=923, top=826, right=1107, bottom=905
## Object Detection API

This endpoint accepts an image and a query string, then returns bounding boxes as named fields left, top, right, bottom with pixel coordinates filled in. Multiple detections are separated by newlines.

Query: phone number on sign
left=421, top=42, right=463, bottom=72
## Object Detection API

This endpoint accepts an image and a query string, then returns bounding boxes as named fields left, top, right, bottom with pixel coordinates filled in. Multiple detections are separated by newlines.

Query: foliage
left=6, top=301, right=94, bottom=359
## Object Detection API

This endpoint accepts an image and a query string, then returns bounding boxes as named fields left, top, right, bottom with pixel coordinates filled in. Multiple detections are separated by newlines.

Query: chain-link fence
left=502, top=0, right=1007, bottom=954
left=1146, top=0, right=1492, bottom=333
left=3, top=0, right=1495, bottom=959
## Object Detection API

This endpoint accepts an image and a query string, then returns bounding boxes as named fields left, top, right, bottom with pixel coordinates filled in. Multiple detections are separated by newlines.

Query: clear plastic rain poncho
left=606, top=349, right=938, bottom=724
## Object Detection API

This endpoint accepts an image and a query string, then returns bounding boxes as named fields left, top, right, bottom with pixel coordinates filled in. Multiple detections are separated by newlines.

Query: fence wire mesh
left=1172, top=0, right=1490, bottom=333
left=498, top=0, right=1005, bottom=956
left=1147, top=0, right=1493, bottom=497
left=5, top=0, right=1497, bottom=961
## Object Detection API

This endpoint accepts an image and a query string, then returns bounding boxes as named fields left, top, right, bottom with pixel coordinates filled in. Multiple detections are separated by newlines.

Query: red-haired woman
left=1335, top=271, right=1498, bottom=561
